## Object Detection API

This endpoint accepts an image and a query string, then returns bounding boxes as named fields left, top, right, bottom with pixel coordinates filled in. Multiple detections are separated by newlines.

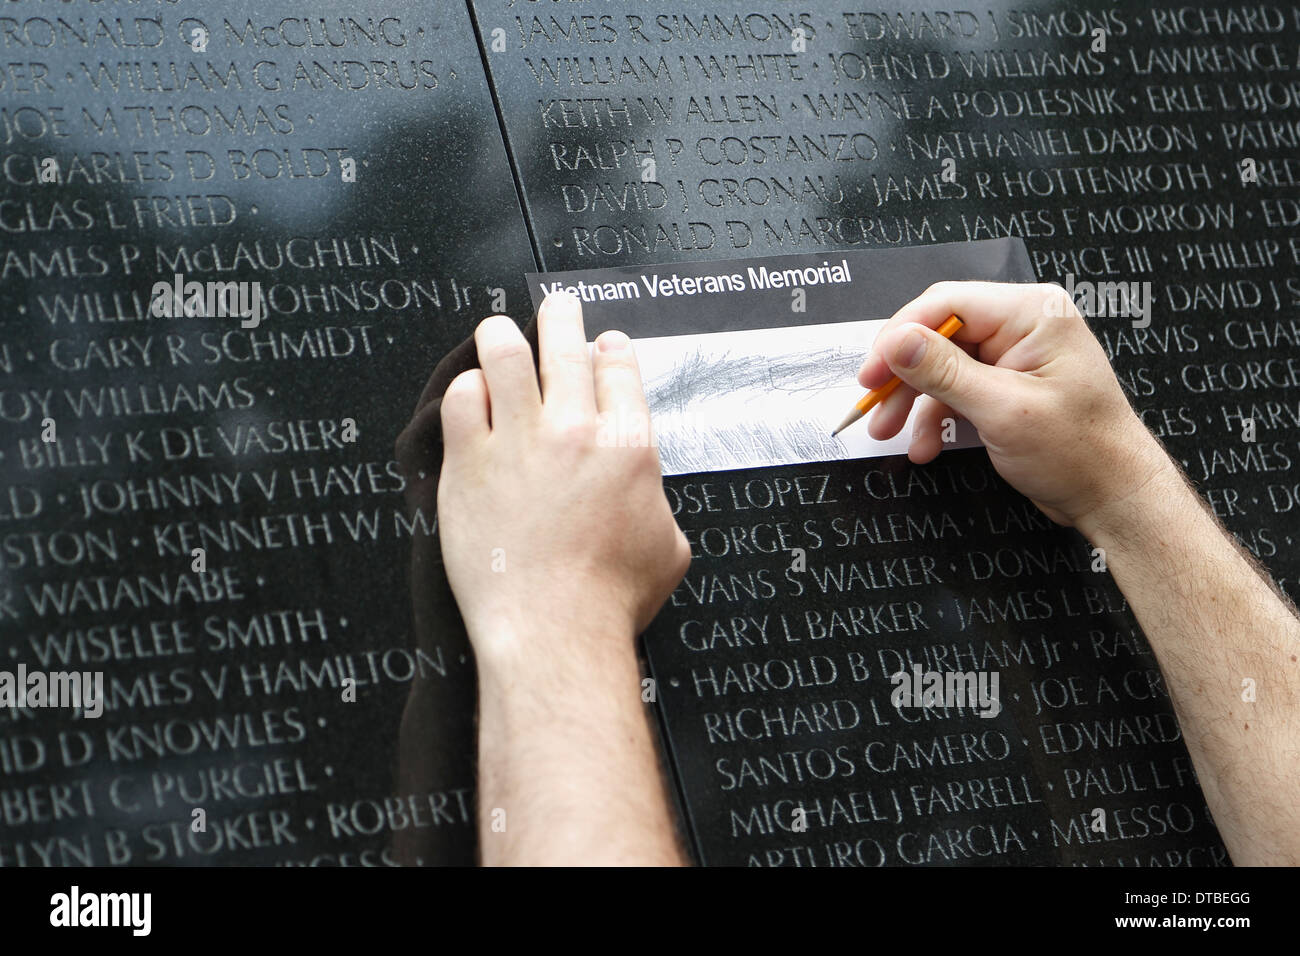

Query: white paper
left=620, top=319, right=982, bottom=476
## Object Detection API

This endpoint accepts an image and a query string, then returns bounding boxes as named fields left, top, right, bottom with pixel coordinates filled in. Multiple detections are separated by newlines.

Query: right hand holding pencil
left=856, top=281, right=1179, bottom=537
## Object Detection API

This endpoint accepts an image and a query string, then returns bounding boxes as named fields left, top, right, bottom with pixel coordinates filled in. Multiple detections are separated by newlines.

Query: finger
left=908, top=395, right=956, bottom=464
left=865, top=382, right=919, bottom=442
left=592, top=330, right=652, bottom=435
left=874, top=321, right=1012, bottom=427
left=857, top=350, right=891, bottom=390
left=440, top=369, right=490, bottom=457
left=537, top=291, right=596, bottom=419
left=858, top=281, right=1063, bottom=386
left=859, top=321, right=984, bottom=390
left=474, top=314, right=540, bottom=429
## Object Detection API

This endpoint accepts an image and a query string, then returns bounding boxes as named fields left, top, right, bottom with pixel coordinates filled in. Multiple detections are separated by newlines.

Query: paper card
left=624, top=319, right=981, bottom=475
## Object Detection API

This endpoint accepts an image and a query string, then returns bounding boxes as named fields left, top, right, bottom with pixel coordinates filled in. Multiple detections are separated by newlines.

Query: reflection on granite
left=3, top=0, right=1295, bottom=866
left=0, top=0, right=534, bottom=866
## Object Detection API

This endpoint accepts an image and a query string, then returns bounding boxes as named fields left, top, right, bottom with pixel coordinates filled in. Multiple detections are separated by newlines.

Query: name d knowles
left=0, top=665, right=104, bottom=718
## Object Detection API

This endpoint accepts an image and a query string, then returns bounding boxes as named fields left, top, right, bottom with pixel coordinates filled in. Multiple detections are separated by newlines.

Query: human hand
left=436, top=292, right=691, bottom=669
left=857, top=281, right=1177, bottom=533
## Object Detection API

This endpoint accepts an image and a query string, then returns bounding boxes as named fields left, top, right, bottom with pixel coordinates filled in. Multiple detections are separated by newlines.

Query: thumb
left=882, top=323, right=1001, bottom=424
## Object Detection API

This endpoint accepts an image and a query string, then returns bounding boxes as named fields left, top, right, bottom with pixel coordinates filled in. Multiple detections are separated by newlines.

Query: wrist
left=1075, top=438, right=1191, bottom=551
left=467, top=612, right=641, bottom=682
left=473, top=619, right=650, bottom=754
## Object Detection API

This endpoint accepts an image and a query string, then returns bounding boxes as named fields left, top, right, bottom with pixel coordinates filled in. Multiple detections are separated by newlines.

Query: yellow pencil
left=831, top=314, right=964, bottom=437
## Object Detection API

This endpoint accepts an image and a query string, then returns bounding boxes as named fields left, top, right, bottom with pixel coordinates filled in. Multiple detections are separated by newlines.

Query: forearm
left=1081, top=450, right=1300, bottom=865
left=473, top=627, right=687, bottom=866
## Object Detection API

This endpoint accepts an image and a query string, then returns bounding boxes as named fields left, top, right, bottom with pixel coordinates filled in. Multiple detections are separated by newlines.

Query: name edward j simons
left=539, top=258, right=852, bottom=303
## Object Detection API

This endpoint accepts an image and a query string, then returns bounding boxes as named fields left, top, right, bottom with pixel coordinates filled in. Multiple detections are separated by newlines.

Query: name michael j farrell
left=0, top=665, right=104, bottom=718
left=891, top=665, right=1001, bottom=719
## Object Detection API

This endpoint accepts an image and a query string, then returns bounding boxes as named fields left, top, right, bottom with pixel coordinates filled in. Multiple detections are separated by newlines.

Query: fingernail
left=895, top=329, right=926, bottom=369
left=597, top=329, right=630, bottom=352
left=542, top=290, right=578, bottom=314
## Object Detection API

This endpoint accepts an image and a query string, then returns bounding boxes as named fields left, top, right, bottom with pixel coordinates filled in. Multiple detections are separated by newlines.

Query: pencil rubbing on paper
left=645, top=346, right=859, bottom=413
left=641, top=343, right=857, bottom=474
left=631, top=320, right=982, bottom=475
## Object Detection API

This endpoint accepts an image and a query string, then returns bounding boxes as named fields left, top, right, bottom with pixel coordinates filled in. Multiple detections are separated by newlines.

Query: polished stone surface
left=651, top=452, right=1226, bottom=866
left=0, top=0, right=536, bottom=866
left=5, top=0, right=1299, bottom=867
left=479, top=0, right=1295, bottom=865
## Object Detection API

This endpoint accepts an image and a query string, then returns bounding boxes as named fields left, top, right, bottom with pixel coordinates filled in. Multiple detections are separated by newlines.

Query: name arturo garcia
left=0, top=664, right=104, bottom=718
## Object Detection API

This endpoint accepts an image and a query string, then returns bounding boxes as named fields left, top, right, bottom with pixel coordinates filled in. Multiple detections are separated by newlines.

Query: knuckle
left=1039, top=283, right=1080, bottom=320
left=437, top=398, right=461, bottom=426
left=479, top=339, right=531, bottom=365
left=598, top=409, right=655, bottom=451
left=548, top=347, right=591, bottom=369
left=443, top=369, right=481, bottom=400
left=630, top=440, right=660, bottom=471
left=597, top=352, right=638, bottom=377
left=931, top=348, right=963, bottom=395
left=438, top=380, right=476, bottom=425
left=548, top=413, right=595, bottom=447
left=475, top=316, right=530, bottom=360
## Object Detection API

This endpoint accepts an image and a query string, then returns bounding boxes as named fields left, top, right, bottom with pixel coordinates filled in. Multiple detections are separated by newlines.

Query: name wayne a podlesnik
left=0, top=665, right=104, bottom=718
